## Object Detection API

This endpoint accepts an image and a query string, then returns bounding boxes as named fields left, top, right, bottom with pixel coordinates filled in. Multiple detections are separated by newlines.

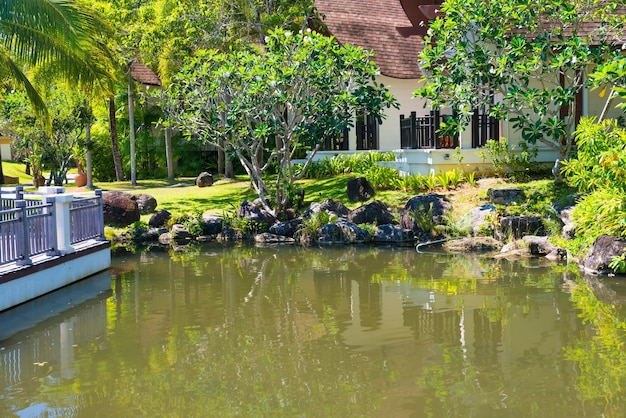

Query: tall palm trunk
left=109, top=96, right=124, bottom=181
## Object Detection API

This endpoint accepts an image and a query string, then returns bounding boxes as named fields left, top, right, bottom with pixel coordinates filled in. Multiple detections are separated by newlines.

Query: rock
left=317, top=223, right=346, bottom=244
left=217, top=225, right=242, bottom=243
left=337, top=219, right=370, bottom=243
left=304, top=198, right=351, bottom=218
left=582, top=235, right=626, bottom=274
left=237, top=200, right=277, bottom=226
left=500, top=216, right=545, bottom=239
left=201, top=214, right=224, bottom=235
left=373, top=224, right=415, bottom=244
left=497, top=236, right=567, bottom=260
left=522, top=235, right=558, bottom=256
left=559, top=206, right=576, bottom=239
left=269, top=218, right=302, bottom=237
left=149, top=210, right=171, bottom=228
left=171, top=224, right=191, bottom=243
left=158, top=232, right=173, bottom=245
left=469, top=204, right=497, bottom=236
left=444, top=236, right=503, bottom=252
left=348, top=200, right=395, bottom=225
left=196, top=172, right=214, bottom=187
left=255, top=233, right=295, bottom=245
left=488, top=188, right=524, bottom=204
left=400, top=193, right=451, bottom=234
left=132, top=193, right=157, bottom=214
left=346, top=177, right=375, bottom=202
left=102, top=191, right=140, bottom=227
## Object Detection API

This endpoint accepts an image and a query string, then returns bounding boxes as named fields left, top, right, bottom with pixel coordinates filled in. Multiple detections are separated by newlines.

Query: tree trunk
left=109, top=96, right=125, bottom=182
left=165, top=127, right=174, bottom=180
left=218, top=138, right=224, bottom=176
left=128, top=74, right=137, bottom=185
left=85, top=116, right=93, bottom=188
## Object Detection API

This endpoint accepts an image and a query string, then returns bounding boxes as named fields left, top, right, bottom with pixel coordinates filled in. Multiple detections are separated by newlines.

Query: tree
left=0, top=0, right=114, bottom=184
left=416, top=0, right=621, bottom=174
left=163, top=29, right=397, bottom=214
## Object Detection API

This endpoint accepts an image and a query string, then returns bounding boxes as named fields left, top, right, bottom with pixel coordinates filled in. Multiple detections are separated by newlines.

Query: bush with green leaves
left=562, top=118, right=626, bottom=246
left=479, top=138, right=539, bottom=180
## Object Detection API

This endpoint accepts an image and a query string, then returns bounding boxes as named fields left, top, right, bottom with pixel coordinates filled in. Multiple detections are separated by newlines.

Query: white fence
left=0, top=187, right=105, bottom=268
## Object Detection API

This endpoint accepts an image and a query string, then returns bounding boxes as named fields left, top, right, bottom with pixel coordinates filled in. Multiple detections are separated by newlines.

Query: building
left=313, top=0, right=625, bottom=175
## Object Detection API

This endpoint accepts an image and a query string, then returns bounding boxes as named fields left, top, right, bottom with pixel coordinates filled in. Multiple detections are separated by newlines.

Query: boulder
left=171, top=224, right=191, bottom=243
left=132, top=193, right=157, bottom=214
left=217, top=225, right=242, bottom=244
left=469, top=204, right=497, bottom=236
left=237, top=200, right=277, bottom=226
left=269, top=218, right=302, bottom=237
left=336, top=219, right=370, bottom=244
left=582, top=235, right=626, bottom=275
left=373, top=224, right=415, bottom=244
left=559, top=206, right=576, bottom=239
left=497, top=236, right=567, bottom=260
left=500, top=216, right=545, bottom=239
left=444, top=236, right=503, bottom=253
left=202, top=214, right=224, bottom=235
left=102, top=191, right=140, bottom=227
left=348, top=200, right=395, bottom=225
left=196, top=171, right=214, bottom=187
left=346, top=177, right=375, bottom=202
left=317, top=223, right=346, bottom=245
left=149, top=209, right=171, bottom=228
left=304, top=198, right=351, bottom=219
left=255, top=233, right=295, bottom=245
left=488, top=188, right=524, bottom=204
left=400, top=193, right=451, bottom=234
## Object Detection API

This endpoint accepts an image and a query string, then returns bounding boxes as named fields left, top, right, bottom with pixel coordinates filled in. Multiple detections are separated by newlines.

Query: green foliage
left=298, top=210, right=337, bottom=239
left=0, top=89, right=88, bottom=185
left=563, top=118, right=626, bottom=193
left=562, top=118, right=626, bottom=246
left=417, top=0, right=619, bottom=160
left=609, top=253, right=626, bottom=274
left=164, top=29, right=397, bottom=214
left=479, top=138, right=538, bottom=180
left=299, top=152, right=396, bottom=179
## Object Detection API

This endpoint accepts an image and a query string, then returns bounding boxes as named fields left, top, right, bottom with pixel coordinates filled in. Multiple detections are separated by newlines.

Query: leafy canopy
left=163, top=28, right=397, bottom=213
left=416, top=0, right=621, bottom=160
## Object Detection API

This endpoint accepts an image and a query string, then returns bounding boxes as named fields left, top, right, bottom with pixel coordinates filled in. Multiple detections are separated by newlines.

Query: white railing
left=0, top=187, right=105, bottom=269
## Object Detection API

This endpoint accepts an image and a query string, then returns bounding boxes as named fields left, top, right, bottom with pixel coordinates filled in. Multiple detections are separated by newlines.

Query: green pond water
left=2, top=244, right=626, bottom=417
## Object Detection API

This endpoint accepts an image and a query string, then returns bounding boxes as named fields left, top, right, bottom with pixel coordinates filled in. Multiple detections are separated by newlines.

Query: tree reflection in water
left=3, top=245, right=626, bottom=417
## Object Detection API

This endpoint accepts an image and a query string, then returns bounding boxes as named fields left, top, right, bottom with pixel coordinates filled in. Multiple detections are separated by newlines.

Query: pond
left=1, top=244, right=626, bottom=417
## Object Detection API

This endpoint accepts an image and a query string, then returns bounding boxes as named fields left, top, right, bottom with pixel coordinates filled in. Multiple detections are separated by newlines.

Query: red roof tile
left=130, top=60, right=161, bottom=86
left=314, top=0, right=431, bottom=79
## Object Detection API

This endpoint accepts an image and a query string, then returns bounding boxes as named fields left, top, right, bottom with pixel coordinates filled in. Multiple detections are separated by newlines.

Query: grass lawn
left=3, top=159, right=573, bottom=230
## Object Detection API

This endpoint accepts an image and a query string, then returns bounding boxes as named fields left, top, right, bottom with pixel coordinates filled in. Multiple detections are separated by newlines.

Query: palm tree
left=0, top=0, right=115, bottom=183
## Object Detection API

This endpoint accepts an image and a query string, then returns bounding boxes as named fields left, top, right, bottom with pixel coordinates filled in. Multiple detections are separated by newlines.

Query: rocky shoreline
left=103, top=184, right=626, bottom=277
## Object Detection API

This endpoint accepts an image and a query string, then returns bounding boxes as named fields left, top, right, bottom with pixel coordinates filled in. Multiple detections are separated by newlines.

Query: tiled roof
left=314, top=0, right=431, bottom=79
left=130, top=60, right=161, bottom=86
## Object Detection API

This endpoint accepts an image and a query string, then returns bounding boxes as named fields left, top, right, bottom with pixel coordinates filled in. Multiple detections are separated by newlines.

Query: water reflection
left=3, top=245, right=626, bottom=416
left=0, top=271, right=111, bottom=416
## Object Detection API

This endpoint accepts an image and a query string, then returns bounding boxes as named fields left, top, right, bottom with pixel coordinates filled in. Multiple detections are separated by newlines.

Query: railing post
left=15, top=200, right=32, bottom=266
left=44, top=195, right=60, bottom=256
left=410, top=111, right=417, bottom=149
left=95, top=189, right=106, bottom=241
left=15, top=186, right=24, bottom=201
left=53, top=193, right=75, bottom=254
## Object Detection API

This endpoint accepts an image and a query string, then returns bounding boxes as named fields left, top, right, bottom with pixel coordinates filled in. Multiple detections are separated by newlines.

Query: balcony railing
left=400, top=110, right=499, bottom=149
left=0, top=187, right=105, bottom=269
left=400, top=111, right=458, bottom=149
